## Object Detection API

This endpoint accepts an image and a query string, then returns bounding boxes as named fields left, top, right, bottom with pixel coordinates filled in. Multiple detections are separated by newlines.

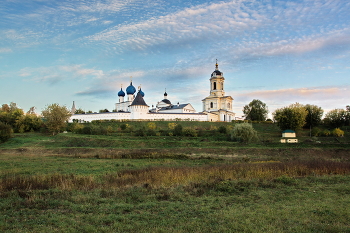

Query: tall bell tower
left=210, top=60, right=225, bottom=97
left=202, top=60, right=235, bottom=122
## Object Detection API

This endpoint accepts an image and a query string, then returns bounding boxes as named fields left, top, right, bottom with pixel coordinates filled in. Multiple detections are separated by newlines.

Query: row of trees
left=0, top=103, right=72, bottom=142
left=243, top=99, right=349, bottom=131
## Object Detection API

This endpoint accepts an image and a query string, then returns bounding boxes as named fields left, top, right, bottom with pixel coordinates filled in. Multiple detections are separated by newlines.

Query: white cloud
left=0, top=48, right=12, bottom=53
left=85, top=1, right=263, bottom=52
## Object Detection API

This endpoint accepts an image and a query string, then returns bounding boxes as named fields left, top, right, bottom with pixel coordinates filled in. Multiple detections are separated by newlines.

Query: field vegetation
left=1, top=121, right=350, bottom=232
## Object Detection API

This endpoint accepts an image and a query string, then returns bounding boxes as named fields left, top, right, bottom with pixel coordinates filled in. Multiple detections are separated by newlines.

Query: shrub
left=134, top=128, right=145, bottom=136
left=120, top=123, right=127, bottom=130
left=0, top=122, right=13, bottom=143
left=183, top=127, right=197, bottom=137
left=231, top=123, right=258, bottom=143
left=218, top=125, right=227, bottom=134
left=70, top=123, right=84, bottom=134
left=322, top=129, right=331, bottom=136
left=146, top=129, right=156, bottom=136
left=147, top=122, right=156, bottom=130
left=82, top=126, right=92, bottom=134
left=311, top=127, right=322, bottom=137
left=168, top=123, right=177, bottom=130
left=332, top=128, right=344, bottom=137
left=173, top=124, right=183, bottom=136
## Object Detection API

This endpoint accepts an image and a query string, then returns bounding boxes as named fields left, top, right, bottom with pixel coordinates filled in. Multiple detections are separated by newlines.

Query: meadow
left=0, top=122, right=349, bottom=232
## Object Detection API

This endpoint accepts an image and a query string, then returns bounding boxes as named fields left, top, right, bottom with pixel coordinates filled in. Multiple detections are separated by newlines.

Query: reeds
left=1, top=160, right=350, bottom=192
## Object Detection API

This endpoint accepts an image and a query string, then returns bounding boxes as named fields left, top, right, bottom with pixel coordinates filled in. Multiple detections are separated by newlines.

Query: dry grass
left=1, top=160, right=349, bottom=192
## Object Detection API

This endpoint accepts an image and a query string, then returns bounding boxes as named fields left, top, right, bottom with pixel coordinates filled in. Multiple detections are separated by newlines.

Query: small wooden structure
left=280, top=130, right=298, bottom=143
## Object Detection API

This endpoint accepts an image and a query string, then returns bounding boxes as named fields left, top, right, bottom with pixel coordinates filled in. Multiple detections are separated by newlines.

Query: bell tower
left=210, top=60, right=225, bottom=97
left=202, top=60, right=235, bottom=121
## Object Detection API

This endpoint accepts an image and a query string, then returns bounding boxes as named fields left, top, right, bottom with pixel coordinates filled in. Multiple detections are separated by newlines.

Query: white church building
left=69, top=62, right=235, bottom=122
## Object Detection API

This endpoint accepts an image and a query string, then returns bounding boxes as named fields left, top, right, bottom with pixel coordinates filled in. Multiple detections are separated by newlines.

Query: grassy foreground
left=1, top=124, right=350, bottom=232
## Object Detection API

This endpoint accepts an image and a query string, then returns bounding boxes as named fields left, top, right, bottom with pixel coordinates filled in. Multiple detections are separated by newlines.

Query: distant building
left=202, top=61, right=235, bottom=122
left=280, top=130, right=298, bottom=143
left=69, top=61, right=235, bottom=122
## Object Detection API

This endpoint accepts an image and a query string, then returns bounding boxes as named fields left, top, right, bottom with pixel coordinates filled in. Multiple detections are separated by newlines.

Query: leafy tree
left=0, top=122, right=13, bottom=143
left=243, top=99, right=268, bottom=121
left=324, top=109, right=349, bottom=128
left=231, top=123, right=258, bottom=143
left=0, top=102, right=24, bottom=130
left=42, top=103, right=71, bottom=135
left=74, top=108, right=85, bottom=114
left=272, top=103, right=307, bottom=131
left=99, top=109, right=109, bottom=113
left=15, top=114, right=43, bottom=132
left=304, top=104, right=323, bottom=128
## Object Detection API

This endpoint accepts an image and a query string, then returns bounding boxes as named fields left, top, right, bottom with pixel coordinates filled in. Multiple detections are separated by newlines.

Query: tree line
left=243, top=99, right=350, bottom=132
left=1, top=100, right=349, bottom=143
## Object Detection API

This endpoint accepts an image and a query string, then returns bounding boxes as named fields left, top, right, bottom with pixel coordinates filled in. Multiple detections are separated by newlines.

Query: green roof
left=283, top=129, right=295, bottom=133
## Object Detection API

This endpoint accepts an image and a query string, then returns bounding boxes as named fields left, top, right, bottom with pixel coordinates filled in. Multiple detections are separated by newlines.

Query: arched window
left=213, top=82, right=217, bottom=90
left=210, top=102, right=213, bottom=108
left=227, top=103, right=230, bottom=109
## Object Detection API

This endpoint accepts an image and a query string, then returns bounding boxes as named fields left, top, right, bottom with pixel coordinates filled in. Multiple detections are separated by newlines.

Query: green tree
left=99, top=109, right=109, bottom=113
left=42, top=103, right=71, bottom=135
left=304, top=104, right=323, bottom=128
left=323, top=109, right=349, bottom=128
left=243, top=99, right=269, bottom=121
left=0, top=122, right=13, bottom=143
left=231, top=123, right=258, bottom=143
left=74, top=108, right=85, bottom=114
left=273, top=103, right=307, bottom=131
left=0, top=103, right=24, bottom=130
left=15, top=114, right=43, bottom=132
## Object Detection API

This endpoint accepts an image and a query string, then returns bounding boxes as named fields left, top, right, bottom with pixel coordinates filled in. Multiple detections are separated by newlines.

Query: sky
left=1, top=0, right=349, bottom=118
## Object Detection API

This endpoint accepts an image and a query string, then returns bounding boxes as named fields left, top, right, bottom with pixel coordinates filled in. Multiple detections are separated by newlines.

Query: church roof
left=161, top=99, right=171, bottom=105
left=126, top=82, right=136, bottom=95
left=158, top=103, right=189, bottom=111
left=130, top=91, right=148, bottom=106
left=211, top=61, right=223, bottom=77
left=118, top=88, right=125, bottom=97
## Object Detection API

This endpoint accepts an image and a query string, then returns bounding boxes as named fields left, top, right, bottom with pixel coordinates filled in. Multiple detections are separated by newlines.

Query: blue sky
left=1, top=0, right=349, bottom=118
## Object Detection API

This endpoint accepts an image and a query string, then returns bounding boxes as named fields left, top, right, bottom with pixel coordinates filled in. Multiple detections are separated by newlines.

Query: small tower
left=71, top=101, right=76, bottom=114
left=129, top=90, right=149, bottom=119
left=118, top=85, right=125, bottom=103
left=210, top=59, right=225, bottom=97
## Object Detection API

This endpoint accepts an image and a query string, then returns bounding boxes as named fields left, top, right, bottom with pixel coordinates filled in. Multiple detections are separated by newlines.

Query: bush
left=147, top=122, right=156, bottom=130
left=322, top=129, right=331, bottom=136
left=134, top=128, right=145, bottom=137
left=146, top=129, right=156, bottom=136
left=183, top=127, right=197, bottom=137
left=218, top=125, right=227, bottom=134
left=311, top=127, right=322, bottom=137
left=82, top=126, right=92, bottom=134
left=168, top=123, right=177, bottom=130
left=332, top=128, right=344, bottom=137
left=120, top=124, right=127, bottom=131
left=231, top=123, right=258, bottom=143
left=0, top=122, right=13, bottom=143
left=173, top=124, right=183, bottom=136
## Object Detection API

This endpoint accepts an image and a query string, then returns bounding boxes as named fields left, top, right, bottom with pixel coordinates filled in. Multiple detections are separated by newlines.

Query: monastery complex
left=69, top=62, right=235, bottom=122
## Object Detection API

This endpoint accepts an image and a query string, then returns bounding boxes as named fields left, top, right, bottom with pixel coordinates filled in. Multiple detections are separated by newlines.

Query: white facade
left=202, top=61, right=235, bottom=122
left=70, top=62, right=235, bottom=122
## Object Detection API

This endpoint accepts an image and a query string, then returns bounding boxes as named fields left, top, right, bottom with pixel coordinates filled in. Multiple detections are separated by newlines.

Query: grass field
left=0, top=122, right=349, bottom=232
